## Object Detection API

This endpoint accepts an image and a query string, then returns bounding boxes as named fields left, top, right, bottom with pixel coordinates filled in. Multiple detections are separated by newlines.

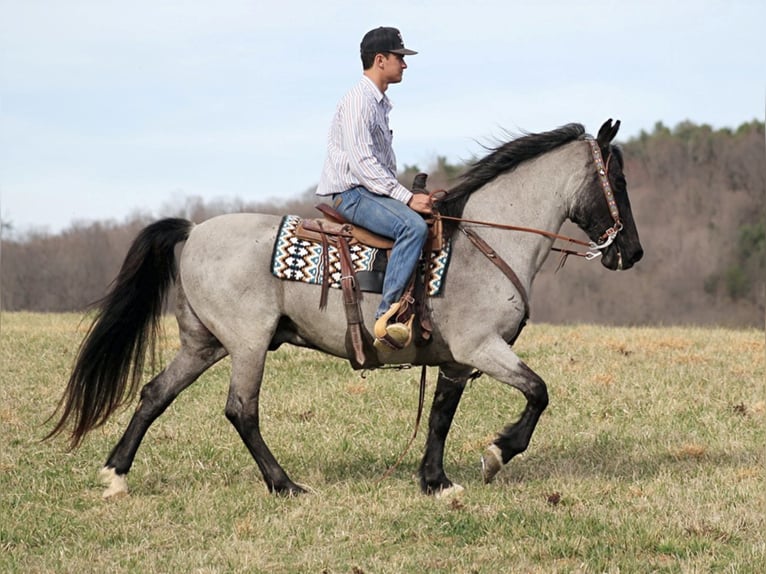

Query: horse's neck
left=461, top=145, right=584, bottom=279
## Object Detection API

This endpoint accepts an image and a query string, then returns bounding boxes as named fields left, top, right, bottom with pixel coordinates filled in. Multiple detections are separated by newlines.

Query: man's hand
left=407, top=193, right=433, bottom=214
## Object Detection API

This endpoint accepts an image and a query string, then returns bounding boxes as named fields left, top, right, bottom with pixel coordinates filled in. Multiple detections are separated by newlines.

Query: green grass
left=1, top=313, right=764, bottom=573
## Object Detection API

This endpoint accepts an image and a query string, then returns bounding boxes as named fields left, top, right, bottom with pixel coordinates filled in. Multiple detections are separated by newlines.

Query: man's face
left=381, top=52, right=407, bottom=84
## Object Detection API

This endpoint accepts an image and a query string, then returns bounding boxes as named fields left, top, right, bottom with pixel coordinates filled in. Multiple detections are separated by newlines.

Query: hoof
left=99, top=467, right=129, bottom=499
left=273, top=483, right=309, bottom=497
left=481, top=444, right=503, bottom=484
left=435, top=483, right=465, bottom=500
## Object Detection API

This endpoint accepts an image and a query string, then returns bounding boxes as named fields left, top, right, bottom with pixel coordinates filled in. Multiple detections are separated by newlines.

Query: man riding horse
left=315, top=26, right=431, bottom=352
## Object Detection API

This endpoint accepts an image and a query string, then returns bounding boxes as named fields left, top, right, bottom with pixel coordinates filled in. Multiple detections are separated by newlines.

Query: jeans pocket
left=336, top=188, right=361, bottom=221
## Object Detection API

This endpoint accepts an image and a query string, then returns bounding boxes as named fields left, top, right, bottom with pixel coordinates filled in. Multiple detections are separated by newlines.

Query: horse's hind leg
left=221, top=314, right=305, bottom=495
left=101, top=297, right=227, bottom=498
left=419, top=364, right=472, bottom=497
left=224, top=345, right=306, bottom=496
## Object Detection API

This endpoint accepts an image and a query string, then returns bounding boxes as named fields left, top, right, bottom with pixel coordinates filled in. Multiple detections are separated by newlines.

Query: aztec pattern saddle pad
left=271, top=215, right=451, bottom=296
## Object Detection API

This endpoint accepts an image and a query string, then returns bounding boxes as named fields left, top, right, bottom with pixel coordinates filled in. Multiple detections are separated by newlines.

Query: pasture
left=1, top=312, right=764, bottom=572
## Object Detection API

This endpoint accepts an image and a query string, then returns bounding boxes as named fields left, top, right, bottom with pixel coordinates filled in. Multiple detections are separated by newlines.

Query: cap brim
left=390, top=48, right=418, bottom=55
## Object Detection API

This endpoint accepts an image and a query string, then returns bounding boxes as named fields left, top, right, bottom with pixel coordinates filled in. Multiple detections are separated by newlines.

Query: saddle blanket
left=271, top=215, right=451, bottom=296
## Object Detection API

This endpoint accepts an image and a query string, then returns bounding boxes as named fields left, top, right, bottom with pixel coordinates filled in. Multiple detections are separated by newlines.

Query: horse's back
left=191, top=211, right=282, bottom=237
left=183, top=212, right=282, bottom=269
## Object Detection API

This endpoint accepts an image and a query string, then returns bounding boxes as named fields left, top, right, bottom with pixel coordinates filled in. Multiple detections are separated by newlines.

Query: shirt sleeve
left=341, top=98, right=413, bottom=204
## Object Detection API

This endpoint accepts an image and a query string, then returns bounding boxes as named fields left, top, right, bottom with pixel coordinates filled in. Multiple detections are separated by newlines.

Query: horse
left=47, top=119, right=643, bottom=498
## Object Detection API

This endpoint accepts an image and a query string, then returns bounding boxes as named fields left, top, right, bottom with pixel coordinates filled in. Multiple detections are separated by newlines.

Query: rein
left=436, top=213, right=603, bottom=261
left=376, top=364, right=427, bottom=484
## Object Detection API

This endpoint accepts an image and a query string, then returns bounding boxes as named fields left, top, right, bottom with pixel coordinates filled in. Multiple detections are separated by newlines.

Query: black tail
left=46, top=218, right=194, bottom=448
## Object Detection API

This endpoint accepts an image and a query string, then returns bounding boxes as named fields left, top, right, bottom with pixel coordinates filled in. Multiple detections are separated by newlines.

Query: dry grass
left=1, top=313, right=764, bottom=573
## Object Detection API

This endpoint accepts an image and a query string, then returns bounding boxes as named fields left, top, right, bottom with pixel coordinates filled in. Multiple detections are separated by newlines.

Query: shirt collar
left=360, top=76, right=391, bottom=108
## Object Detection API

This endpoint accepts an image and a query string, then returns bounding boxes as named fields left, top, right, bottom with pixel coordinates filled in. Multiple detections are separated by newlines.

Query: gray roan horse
left=48, top=120, right=643, bottom=498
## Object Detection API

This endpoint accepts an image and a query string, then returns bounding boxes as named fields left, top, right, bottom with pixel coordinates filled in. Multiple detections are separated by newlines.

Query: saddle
left=294, top=175, right=443, bottom=369
left=297, top=205, right=395, bottom=250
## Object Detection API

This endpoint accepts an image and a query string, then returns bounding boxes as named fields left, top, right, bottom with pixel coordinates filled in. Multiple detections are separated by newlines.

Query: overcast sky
left=1, top=0, right=764, bottom=234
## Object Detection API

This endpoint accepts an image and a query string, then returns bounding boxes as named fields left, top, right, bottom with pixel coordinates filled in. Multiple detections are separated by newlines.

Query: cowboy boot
left=373, top=301, right=414, bottom=352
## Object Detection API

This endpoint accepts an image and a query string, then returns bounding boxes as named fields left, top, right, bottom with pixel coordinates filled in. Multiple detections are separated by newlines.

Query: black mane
left=437, top=123, right=586, bottom=221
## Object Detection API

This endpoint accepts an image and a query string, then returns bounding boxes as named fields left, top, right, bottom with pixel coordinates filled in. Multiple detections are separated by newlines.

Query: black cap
left=360, top=27, right=417, bottom=56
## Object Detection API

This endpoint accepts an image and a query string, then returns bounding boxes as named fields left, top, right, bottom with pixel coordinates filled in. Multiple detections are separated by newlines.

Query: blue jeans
left=334, top=186, right=428, bottom=318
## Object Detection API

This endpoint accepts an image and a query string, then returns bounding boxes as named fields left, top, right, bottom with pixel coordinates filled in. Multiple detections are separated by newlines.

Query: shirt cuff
left=390, top=184, right=413, bottom=205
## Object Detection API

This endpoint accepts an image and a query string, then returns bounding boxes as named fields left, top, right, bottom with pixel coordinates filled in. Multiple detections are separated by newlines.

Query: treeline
left=0, top=193, right=321, bottom=313
left=1, top=120, right=764, bottom=327
left=528, top=119, right=764, bottom=327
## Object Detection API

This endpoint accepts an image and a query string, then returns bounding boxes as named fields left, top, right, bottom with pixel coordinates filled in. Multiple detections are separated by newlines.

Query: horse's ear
left=597, top=119, right=621, bottom=147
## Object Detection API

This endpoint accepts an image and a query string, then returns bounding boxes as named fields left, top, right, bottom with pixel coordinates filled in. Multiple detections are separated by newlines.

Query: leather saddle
left=291, top=176, right=442, bottom=370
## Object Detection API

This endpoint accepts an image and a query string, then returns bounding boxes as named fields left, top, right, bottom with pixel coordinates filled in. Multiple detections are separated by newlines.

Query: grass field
left=1, top=312, right=764, bottom=573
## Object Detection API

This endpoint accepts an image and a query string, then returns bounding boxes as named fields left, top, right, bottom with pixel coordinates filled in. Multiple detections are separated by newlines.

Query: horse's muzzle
left=603, top=244, right=643, bottom=271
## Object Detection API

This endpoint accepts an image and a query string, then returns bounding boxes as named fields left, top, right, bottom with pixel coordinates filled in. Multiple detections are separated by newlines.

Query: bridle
left=585, top=137, right=624, bottom=251
left=433, top=136, right=624, bottom=262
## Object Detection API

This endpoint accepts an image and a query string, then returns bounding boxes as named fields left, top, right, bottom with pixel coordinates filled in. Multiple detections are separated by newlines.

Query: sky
left=1, top=0, right=764, bottom=235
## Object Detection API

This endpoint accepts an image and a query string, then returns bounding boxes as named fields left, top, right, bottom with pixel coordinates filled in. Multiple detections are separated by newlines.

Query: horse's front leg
left=418, top=364, right=473, bottom=497
left=459, top=337, right=549, bottom=484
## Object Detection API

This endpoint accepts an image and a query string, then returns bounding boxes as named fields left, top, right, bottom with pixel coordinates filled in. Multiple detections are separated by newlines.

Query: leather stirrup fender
left=337, top=236, right=378, bottom=369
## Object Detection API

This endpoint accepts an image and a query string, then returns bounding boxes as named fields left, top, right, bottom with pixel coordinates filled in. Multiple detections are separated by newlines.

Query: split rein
left=437, top=214, right=609, bottom=266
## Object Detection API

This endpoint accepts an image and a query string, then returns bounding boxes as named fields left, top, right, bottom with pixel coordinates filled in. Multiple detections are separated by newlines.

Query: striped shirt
left=316, top=76, right=412, bottom=204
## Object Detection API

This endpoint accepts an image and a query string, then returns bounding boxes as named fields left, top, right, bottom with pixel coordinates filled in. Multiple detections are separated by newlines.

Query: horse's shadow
left=492, top=440, right=753, bottom=486
left=293, top=435, right=754, bottom=489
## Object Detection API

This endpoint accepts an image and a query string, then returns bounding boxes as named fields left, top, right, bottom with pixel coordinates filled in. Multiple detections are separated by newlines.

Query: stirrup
left=373, top=302, right=414, bottom=351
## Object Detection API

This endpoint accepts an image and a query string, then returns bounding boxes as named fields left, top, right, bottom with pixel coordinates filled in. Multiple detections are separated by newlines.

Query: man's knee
left=410, top=215, right=429, bottom=240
